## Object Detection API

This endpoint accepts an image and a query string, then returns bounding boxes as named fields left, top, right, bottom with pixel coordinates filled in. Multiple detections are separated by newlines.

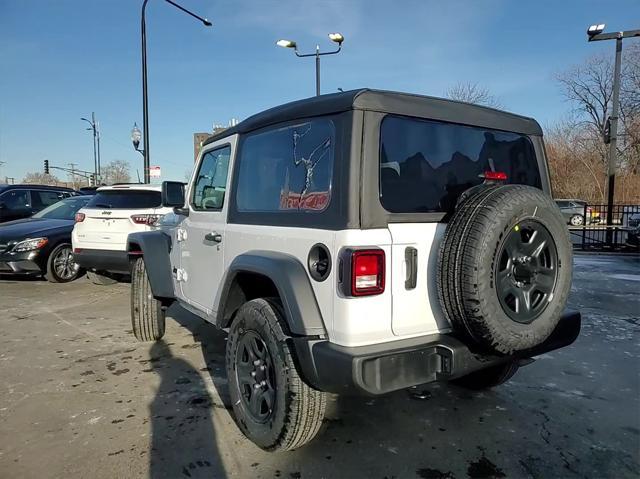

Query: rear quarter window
left=380, top=115, right=542, bottom=214
left=86, top=190, right=161, bottom=209
left=235, top=118, right=335, bottom=213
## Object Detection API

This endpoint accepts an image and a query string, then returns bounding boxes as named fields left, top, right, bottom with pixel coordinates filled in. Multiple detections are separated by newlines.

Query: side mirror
left=161, top=181, right=185, bottom=207
left=0, top=202, right=6, bottom=210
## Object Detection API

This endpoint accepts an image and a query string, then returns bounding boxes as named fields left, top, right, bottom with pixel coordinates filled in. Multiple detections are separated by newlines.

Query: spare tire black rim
left=235, top=331, right=276, bottom=423
left=495, top=220, right=559, bottom=324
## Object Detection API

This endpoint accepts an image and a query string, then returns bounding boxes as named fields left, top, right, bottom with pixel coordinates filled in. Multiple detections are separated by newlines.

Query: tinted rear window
left=86, top=190, right=161, bottom=209
left=380, top=115, right=542, bottom=214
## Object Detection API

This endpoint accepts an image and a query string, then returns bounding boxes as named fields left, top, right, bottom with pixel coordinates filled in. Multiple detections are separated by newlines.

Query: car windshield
left=32, top=196, right=90, bottom=220
left=86, top=190, right=161, bottom=209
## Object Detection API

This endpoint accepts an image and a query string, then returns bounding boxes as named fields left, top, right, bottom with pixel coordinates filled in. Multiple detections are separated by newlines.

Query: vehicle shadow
left=0, top=274, right=45, bottom=282
left=148, top=340, right=226, bottom=479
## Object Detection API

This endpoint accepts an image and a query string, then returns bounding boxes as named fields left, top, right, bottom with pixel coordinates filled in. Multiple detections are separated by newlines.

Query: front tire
left=453, top=361, right=519, bottom=390
left=226, top=298, right=326, bottom=451
left=570, top=214, right=584, bottom=226
left=45, top=243, right=82, bottom=283
left=130, top=257, right=165, bottom=341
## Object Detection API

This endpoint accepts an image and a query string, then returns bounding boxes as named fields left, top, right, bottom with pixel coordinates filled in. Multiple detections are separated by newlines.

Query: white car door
left=179, top=137, right=236, bottom=314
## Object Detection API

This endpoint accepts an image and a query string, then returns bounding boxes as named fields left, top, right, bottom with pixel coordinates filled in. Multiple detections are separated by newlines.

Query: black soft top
left=204, top=88, right=543, bottom=146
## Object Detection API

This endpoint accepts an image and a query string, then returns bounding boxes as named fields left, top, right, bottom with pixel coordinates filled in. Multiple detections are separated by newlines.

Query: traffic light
left=90, top=174, right=96, bottom=186
left=44, top=159, right=49, bottom=174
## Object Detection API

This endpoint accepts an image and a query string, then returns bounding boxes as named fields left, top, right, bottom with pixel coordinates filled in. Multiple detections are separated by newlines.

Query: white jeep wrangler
left=127, top=89, right=580, bottom=452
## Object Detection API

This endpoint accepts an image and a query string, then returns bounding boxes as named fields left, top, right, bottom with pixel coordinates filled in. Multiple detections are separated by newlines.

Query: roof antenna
left=337, top=88, right=344, bottom=92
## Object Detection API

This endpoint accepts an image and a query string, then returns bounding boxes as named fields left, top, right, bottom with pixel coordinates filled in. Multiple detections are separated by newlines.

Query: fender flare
left=127, top=231, right=175, bottom=302
left=216, top=251, right=327, bottom=337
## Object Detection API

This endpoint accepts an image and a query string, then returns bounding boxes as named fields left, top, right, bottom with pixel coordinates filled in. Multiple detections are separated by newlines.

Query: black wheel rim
left=495, top=220, right=559, bottom=324
left=235, top=331, right=276, bottom=423
left=53, top=246, right=80, bottom=280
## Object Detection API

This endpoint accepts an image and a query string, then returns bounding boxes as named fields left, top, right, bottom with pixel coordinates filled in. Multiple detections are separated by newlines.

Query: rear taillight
left=351, top=249, right=385, bottom=296
left=482, top=171, right=508, bottom=181
left=74, top=212, right=85, bottom=222
left=131, top=214, right=162, bottom=225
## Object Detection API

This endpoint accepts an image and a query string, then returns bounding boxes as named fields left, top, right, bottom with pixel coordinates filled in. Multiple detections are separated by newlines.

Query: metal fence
left=568, top=204, right=640, bottom=252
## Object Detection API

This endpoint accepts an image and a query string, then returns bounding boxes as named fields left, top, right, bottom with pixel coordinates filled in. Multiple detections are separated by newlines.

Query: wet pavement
left=0, top=253, right=638, bottom=478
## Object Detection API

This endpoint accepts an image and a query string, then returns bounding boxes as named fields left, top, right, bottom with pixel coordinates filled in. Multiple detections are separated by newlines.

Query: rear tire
left=452, top=361, right=519, bottom=390
left=130, top=257, right=165, bottom=341
left=226, top=298, right=326, bottom=451
left=87, top=270, right=118, bottom=285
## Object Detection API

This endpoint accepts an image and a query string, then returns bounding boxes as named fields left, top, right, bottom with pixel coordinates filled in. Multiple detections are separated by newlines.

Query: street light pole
left=587, top=25, right=639, bottom=244
left=315, top=45, right=320, bottom=96
left=139, top=0, right=212, bottom=184
left=277, top=33, right=344, bottom=96
left=81, top=113, right=98, bottom=180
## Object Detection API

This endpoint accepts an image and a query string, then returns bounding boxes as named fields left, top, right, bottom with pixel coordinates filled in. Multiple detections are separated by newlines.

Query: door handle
left=204, top=232, right=222, bottom=243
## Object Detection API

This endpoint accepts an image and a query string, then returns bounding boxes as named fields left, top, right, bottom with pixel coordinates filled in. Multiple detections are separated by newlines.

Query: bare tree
left=101, top=160, right=131, bottom=185
left=550, top=46, right=640, bottom=204
left=445, top=82, right=503, bottom=108
left=23, top=172, right=62, bottom=186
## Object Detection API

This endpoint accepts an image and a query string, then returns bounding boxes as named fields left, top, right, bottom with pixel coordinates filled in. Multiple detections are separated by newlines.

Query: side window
left=34, top=190, right=63, bottom=208
left=236, top=118, right=335, bottom=212
left=191, top=145, right=231, bottom=210
left=557, top=201, right=569, bottom=208
left=0, top=190, right=30, bottom=209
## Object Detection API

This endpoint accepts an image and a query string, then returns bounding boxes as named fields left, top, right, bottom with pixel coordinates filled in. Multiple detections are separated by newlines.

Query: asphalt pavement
left=0, top=254, right=638, bottom=478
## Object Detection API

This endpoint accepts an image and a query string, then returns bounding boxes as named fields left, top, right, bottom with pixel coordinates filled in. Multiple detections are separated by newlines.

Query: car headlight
left=12, top=237, right=48, bottom=252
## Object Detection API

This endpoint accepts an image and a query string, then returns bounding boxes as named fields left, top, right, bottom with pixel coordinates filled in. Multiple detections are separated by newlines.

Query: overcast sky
left=1, top=0, right=638, bottom=182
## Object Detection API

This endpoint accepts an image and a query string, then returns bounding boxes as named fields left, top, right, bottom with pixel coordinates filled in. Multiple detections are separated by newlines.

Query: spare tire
left=437, top=184, right=572, bottom=354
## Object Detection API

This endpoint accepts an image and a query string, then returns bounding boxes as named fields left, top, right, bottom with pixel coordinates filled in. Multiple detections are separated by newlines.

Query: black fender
left=127, top=231, right=175, bottom=302
left=216, top=251, right=327, bottom=337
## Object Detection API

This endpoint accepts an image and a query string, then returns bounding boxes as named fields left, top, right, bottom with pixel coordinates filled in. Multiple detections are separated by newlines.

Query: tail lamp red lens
left=74, top=212, right=85, bottom=222
left=351, top=249, right=385, bottom=296
left=483, top=171, right=508, bottom=181
left=131, top=214, right=162, bottom=225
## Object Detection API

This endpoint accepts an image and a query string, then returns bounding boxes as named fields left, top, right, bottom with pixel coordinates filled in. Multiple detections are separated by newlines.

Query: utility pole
left=68, top=163, right=78, bottom=189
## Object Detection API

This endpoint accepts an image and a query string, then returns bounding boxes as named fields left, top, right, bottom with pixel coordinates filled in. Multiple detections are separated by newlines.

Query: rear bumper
left=293, top=310, right=581, bottom=396
left=0, top=251, right=45, bottom=275
left=73, top=248, right=130, bottom=274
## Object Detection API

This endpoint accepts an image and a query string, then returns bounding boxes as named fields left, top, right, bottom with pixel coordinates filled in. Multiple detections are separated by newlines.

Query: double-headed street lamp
left=81, top=113, right=101, bottom=180
left=136, top=0, right=212, bottom=183
left=586, top=24, right=639, bottom=240
left=277, top=33, right=344, bottom=96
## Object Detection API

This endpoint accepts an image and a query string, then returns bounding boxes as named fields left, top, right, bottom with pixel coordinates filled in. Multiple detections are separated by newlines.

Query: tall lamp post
left=277, top=33, right=344, bottom=96
left=586, top=24, right=640, bottom=243
left=81, top=113, right=101, bottom=181
left=138, top=0, right=212, bottom=183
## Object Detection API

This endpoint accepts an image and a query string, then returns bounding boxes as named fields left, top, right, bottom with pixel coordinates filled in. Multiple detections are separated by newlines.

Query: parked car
left=555, top=199, right=599, bottom=225
left=126, top=89, right=580, bottom=451
left=0, top=184, right=76, bottom=223
left=77, top=186, right=100, bottom=195
left=626, top=224, right=640, bottom=249
left=72, top=184, right=174, bottom=284
left=0, top=195, right=90, bottom=282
